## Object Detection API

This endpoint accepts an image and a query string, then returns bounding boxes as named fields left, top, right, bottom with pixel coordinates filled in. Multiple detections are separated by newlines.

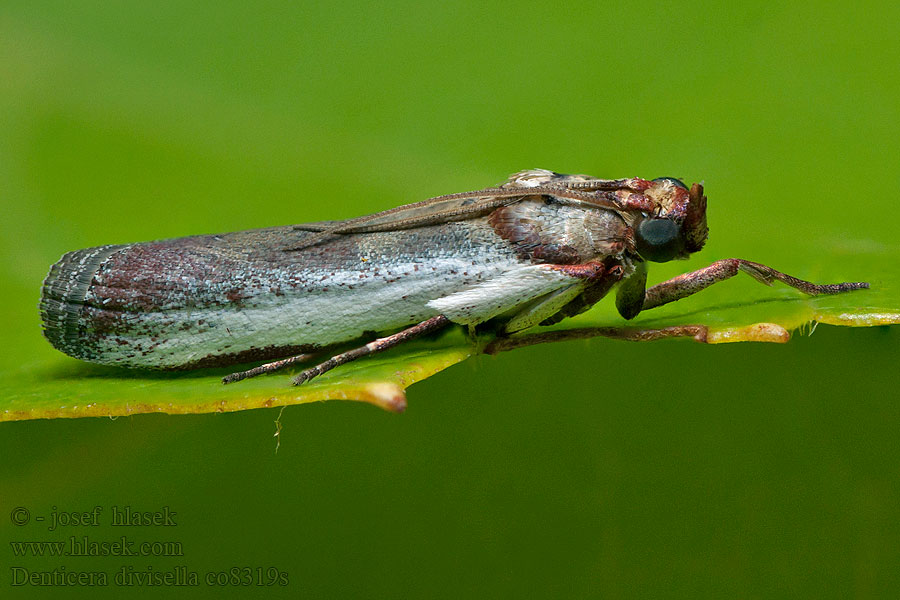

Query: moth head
left=634, top=177, right=708, bottom=262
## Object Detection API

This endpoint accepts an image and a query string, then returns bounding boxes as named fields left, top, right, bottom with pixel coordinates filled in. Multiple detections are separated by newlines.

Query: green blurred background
left=2, top=1, right=899, bottom=597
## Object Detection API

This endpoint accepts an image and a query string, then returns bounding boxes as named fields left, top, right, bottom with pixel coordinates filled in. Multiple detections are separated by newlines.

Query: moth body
left=40, top=179, right=637, bottom=369
left=41, top=168, right=865, bottom=383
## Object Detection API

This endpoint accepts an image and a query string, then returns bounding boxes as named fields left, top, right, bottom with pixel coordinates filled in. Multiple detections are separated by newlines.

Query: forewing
left=289, top=171, right=637, bottom=251
left=289, top=188, right=534, bottom=250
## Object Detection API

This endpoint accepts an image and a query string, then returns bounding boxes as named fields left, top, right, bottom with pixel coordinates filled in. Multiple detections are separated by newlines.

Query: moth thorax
left=584, top=210, right=629, bottom=257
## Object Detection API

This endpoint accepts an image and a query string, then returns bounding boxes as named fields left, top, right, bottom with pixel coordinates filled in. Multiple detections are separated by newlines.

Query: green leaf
left=0, top=331, right=474, bottom=421
left=1, top=242, right=896, bottom=422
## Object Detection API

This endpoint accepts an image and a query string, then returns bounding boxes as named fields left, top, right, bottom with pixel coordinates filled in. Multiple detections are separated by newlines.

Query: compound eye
left=652, top=177, right=688, bottom=190
left=635, top=218, right=683, bottom=262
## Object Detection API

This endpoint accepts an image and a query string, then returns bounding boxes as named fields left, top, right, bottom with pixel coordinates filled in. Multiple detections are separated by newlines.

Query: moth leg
left=643, top=259, right=868, bottom=312
left=222, top=353, right=317, bottom=384
left=293, top=315, right=452, bottom=386
left=484, top=325, right=709, bottom=354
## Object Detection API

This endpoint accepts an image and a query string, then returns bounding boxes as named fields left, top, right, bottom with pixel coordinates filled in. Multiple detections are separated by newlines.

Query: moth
left=40, top=169, right=867, bottom=385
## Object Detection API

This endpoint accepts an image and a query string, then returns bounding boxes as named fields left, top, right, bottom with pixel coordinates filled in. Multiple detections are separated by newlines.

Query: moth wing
left=333, top=189, right=520, bottom=231
left=289, top=171, right=631, bottom=251
left=426, top=264, right=581, bottom=326
left=289, top=187, right=533, bottom=250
